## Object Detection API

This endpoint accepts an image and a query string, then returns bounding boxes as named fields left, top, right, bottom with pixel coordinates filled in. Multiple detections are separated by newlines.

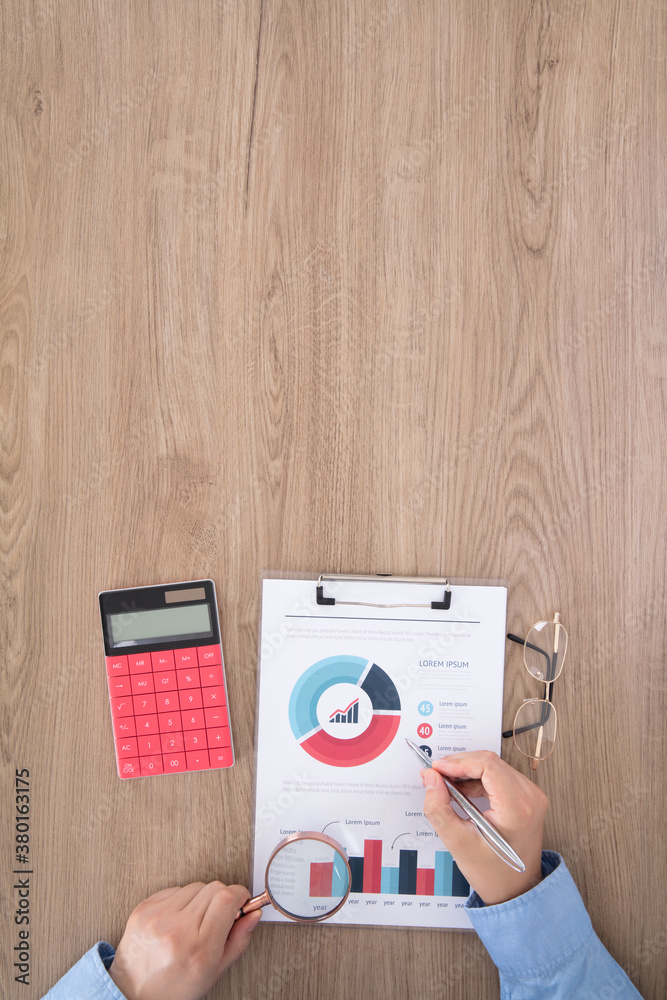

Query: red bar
left=416, top=868, right=435, bottom=896
left=310, top=861, right=333, bottom=897
left=363, top=839, right=382, bottom=894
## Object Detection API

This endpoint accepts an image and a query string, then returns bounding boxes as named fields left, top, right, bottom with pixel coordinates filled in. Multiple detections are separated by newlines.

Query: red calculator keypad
left=106, top=646, right=233, bottom=778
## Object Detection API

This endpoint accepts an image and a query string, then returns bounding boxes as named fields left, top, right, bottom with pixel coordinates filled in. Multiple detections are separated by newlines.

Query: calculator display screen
left=107, top=603, right=212, bottom=646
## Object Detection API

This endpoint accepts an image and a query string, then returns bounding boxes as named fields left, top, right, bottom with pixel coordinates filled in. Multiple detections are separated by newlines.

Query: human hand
left=421, top=751, right=548, bottom=905
left=108, top=881, right=262, bottom=1000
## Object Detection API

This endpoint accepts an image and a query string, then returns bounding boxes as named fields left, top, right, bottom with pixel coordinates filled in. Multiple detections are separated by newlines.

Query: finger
left=422, top=769, right=474, bottom=853
left=166, top=882, right=208, bottom=910
left=435, top=752, right=548, bottom=833
left=183, top=881, right=241, bottom=927
left=129, top=886, right=182, bottom=917
left=137, top=886, right=182, bottom=905
left=450, top=778, right=487, bottom=798
left=200, top=884, right=254, bottom=945
left=218, top=908, right=262, bottom=973
left=431, top=752, right=524, bottom=808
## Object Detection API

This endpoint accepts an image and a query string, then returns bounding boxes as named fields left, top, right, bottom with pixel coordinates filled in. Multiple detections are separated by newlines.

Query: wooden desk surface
left=1, top=2, right=665, bottom=997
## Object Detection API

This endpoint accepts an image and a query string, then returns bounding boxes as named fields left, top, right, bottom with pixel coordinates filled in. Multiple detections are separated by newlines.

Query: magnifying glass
left=238, top=832, right=351, bottom=923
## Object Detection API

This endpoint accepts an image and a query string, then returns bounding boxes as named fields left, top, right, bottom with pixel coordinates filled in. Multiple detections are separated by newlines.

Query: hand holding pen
left=415, top=747, right=548, bottom=905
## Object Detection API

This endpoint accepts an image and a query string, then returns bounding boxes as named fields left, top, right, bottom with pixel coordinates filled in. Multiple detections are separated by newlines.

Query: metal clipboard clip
left=315, top=573, right=452, bottom=610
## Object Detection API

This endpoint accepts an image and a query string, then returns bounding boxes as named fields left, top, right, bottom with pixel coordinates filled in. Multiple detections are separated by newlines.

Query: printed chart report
left=252, top=577, right=507, bottom=929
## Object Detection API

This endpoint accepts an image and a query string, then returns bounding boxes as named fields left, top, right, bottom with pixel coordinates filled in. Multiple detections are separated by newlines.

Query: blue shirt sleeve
left=465, top=851, right=643, bottom=999
left=42, top=942, right=127, bottom=1000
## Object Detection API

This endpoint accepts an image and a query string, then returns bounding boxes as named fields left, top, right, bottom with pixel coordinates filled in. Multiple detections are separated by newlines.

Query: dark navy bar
left=349, top=856, right=364, bottom=893
left=398, top=850, right=418, bottom=894
left=452, top=862, right=470, bottom=898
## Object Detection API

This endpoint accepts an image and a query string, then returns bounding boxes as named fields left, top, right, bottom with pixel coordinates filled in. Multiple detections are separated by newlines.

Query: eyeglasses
left=502, top=613, right=568, bottom=770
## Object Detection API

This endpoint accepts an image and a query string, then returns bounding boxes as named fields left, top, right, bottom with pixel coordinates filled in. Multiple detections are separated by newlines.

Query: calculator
left=99, top=580, right=234, bottom=779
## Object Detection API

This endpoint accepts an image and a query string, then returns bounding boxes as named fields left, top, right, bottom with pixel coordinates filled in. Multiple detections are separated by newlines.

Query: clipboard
left=251, top=571, right=507, bottom=931
left=315, top=573, right=452, bottom=610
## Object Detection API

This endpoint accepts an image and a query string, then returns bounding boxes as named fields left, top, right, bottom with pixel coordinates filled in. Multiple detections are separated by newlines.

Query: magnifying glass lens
left=266, top=839, right=350, bottom=921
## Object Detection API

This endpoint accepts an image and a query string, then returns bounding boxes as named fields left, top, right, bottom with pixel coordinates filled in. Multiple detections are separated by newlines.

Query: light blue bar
left=333, top=854, right=348, bottom=896
left=381, top=866, right=400, bottom=894
left=434, top=851, right=453, bottom=896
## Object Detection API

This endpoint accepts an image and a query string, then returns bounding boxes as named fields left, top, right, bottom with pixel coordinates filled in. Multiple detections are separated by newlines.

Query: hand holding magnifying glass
left=238, top=832, right=351, bottom=923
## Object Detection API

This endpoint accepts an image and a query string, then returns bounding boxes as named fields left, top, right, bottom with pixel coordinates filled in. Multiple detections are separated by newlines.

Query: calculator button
left=137, top=735, right=161, bottom=756
left=182, top=709, right=205, bottom=731
left=106, top=656, right=129, bottom=677
left=184, top=729, right=206, bottom=750
left=197, top=645, right=221, bottom=666
left=151, top=649, right=175, bottom=670
left=154, top=670, right=177, bottom=691
left=209, top=747, right=234, bottom=768
left=161, top=732, right=185, bottom=753
left=163, top=755, right=187, bottom=773
left=199, top=665, right=223, bottom=687
left=118, top=758, right=141, bottom=778
left=140, top=755, right=164, bottom=776
left=186, top=749, right=210, bottom=771
left=156, top=692, right=179, bottom=712
left=202, top=685, right=226, bottom=708
left=176, top=668, right=199, bottom=689
left=131, top=673, right=155, bottom=695
left=108, top=676, right=132, bottom=697
left=206, top=727, right=231, bottom=748
left=115, top=737, right=138, bottom=758
left=136, top=714, right=159, bottom=734
left=111, top=697, right=134, bottom=718
left=204, top=705, right=228, bottom=728
left=159, top=711, right=183, bottom=733
left=179, top=688, right=203, bottom=711
left=113, top=716, right=136, bottom=738
left=133, top=693, right=157, bottom=715
left=174, top=647, right=197, bottom=668
left=128, top=653, right=152, bottom=673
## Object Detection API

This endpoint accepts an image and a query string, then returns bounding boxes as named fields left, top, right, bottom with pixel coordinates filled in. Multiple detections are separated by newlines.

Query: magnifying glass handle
left=237, top=890, right=270, bottom=920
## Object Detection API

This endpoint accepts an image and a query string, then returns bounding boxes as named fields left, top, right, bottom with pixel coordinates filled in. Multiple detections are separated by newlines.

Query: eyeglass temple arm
left=507, top=632, right=552, bottom=664
left=503, top=633, right=555, bottom=739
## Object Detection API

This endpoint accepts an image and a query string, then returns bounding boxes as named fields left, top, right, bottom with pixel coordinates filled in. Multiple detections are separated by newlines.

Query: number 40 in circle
left=417, top=722, right=432, bottom=739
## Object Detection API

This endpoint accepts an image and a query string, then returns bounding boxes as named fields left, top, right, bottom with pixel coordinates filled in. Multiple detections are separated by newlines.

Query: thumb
left=422, top=769, right=472, bottom=853
left=219, top=909, right=261, bottom=972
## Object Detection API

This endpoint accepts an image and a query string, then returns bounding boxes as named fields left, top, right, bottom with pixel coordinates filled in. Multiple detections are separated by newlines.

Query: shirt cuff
left=43, top=942, right=127, bottom=1000
left=465, top=851, right=595, bottom=980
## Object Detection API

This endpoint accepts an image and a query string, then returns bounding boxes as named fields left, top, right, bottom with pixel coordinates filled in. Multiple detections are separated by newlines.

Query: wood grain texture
left=1, top=1, right=665, bottom=997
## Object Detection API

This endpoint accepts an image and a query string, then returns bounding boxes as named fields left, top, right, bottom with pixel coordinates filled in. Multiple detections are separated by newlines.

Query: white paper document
left=251, top=577, right=507, bottom=929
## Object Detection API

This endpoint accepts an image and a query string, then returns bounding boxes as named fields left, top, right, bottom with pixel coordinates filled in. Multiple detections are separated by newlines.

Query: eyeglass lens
left=523, top=619, right=568, bottom=683
left=513, top=699, right=557, bottom=760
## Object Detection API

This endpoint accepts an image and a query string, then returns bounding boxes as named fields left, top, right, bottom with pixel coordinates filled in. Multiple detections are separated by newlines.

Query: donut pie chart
left=288, top=655, right=401, bottom=767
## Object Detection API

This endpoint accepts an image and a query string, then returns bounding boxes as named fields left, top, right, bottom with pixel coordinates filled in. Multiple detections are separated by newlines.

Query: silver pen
left=405, top=739, right=525, bottom=873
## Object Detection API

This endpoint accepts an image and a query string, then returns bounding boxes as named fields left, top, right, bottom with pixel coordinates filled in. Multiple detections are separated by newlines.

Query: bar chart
left=308, top=854, right=350, bottom=897
left=344, top=838, right=469, bottom=897
left=329, top=698, right=359, bottom=724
